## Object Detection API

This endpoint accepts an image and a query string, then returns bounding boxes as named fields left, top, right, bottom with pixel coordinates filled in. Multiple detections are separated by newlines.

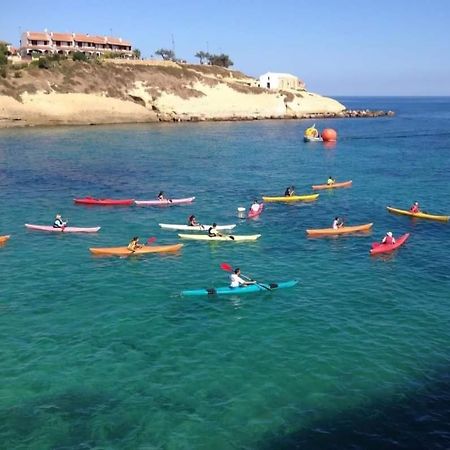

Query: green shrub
left=72, top=52, right=88, bottom=62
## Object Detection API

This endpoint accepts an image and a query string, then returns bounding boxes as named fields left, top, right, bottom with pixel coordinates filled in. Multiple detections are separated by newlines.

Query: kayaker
left=208, top=223, right=221, bottom=237
left=250, top=199, right=260, bottom=212
left=127, top=236, right=142, bottom=252
left=332, top=217, right=344, bottom=229
left=284, top=186, right=295, bottom=196
left=158, top=191, right=172, bottom=203
left=410, top=201, right=420, bottom=213
left=381, top=231, right=396, bottom=245
left=230, top=268, right=256, bottom=288
left=188, top=215, right=200, bottom=226
left=327, top=176, right=336, bottom=185
left=53, top=214, right=67, bottom=229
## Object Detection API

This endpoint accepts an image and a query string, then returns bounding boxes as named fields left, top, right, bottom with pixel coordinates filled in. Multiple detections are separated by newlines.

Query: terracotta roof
left=27, top=32, right=50, bottom=41
left=106, top=36, right=131, bottom=46
left=51, top=32, right=73, bottom=41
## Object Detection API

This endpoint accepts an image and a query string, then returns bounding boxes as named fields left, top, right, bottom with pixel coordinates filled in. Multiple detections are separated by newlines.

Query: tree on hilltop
left=207, top=53, right=233, bottom=68
left=155, top=48, right=175, bottom=61
left=132, top=48, right=141, bottom=59
left=0, top=42, right=9, bottom=66
left=195, top=51, right=210, bottom=64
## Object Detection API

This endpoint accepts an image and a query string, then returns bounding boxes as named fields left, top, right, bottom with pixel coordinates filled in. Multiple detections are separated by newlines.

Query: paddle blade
left=147, top=237, right=157, bottom=245
left=220, top=262, right=233, bottom=272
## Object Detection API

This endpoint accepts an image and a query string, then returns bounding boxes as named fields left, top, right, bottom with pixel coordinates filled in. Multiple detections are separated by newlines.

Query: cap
left=387, top=232, right=393, bottom=237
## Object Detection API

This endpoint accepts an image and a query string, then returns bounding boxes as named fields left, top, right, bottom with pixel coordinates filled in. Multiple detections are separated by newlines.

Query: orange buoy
left=321, top=128, right=337, bottom=142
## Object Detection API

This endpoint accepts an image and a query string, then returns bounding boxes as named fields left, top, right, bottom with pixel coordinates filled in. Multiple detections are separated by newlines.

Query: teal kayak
left=181, top=280, right=298, bottom=296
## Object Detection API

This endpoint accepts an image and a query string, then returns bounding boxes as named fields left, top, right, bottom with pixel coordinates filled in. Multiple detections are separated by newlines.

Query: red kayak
left=248, top=203, right=264, bottom=218
left=74, top=197, right=134, bottom=206
left=370, top=233, right=410, bottom=255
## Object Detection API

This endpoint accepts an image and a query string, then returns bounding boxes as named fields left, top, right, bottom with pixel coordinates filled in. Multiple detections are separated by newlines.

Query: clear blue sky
left=2, top=0, right=450, bottom=95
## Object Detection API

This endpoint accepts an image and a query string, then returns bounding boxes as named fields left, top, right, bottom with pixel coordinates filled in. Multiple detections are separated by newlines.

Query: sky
left=2, top=0, right=450, bottom=96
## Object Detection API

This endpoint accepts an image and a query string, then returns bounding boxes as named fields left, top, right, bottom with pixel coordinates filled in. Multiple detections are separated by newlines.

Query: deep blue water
left=0, top=97, right=449, bottom=449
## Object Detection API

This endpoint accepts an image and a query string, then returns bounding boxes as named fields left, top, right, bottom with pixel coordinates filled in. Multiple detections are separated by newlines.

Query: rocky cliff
left=0, top=59, right=345, bottom=127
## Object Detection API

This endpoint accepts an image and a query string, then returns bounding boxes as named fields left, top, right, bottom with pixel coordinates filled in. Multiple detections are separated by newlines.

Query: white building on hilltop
left=258, top=72, right=305, bottom=90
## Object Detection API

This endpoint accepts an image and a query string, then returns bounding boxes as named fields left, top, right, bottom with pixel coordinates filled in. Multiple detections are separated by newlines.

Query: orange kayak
left=312, top=180, right=352, bottom=190
left=89, top=243, right=183, bottom=256
left=306, top=223, right=373, bottom=236
left=0, top=235, right=11, bottom=244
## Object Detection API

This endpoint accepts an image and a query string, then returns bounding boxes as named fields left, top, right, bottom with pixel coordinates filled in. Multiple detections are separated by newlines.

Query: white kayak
left=25, top=224, right=101, bottom=233
left=159, top=223, right=236, bottom=231
left=178, top=233, right=261, bottom=242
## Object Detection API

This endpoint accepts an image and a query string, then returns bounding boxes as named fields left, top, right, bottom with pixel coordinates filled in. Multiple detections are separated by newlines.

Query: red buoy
left=321, top=128, right=337, bottom=142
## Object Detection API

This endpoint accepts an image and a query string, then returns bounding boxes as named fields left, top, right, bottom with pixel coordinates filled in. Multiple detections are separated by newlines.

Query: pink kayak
left=74, top=197, right=134, bottom=206
left=248, top=203, right=264, bottom=218
left=25, top=224, right=101, bottom=233
left=135, top=196, right=195, bottom=206
left=370, top=233, right=410, bottom=255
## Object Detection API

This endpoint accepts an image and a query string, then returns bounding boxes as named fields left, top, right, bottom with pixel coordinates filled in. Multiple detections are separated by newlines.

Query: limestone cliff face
left=0, top=60, right=345, bottom=127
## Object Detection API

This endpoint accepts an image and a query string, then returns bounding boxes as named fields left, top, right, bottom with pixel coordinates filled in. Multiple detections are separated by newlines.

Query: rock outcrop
left=0, top=59, right=389, bottom=128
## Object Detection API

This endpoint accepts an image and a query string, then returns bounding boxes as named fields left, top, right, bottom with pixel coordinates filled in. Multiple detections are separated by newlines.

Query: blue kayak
left=181, top=280, right=298, bottom=296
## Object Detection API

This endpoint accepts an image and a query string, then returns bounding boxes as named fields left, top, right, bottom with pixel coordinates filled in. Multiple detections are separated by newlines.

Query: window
left=31, top=40, right=37, bottom=45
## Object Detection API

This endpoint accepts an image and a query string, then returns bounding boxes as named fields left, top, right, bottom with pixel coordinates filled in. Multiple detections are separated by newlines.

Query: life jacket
left=384, top=235, right=394, bottom=245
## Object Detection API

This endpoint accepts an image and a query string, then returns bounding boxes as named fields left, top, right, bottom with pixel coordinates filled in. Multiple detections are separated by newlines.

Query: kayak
left=370, top=233, right=410, bottom=255
left=304, top=136, right=323, bottom=142
left=248, top=203, right=264, bottom=218
left=306, top=223, right=373, bottom=236
left=25, top=224, right=101, bottom=233
left=312, top=180, right=353, bottom=190
left=178, top=233, right=261, bottom=242
left=387, top=206, right=449, bottom=222
left=74, top=197, right=134, bottom=206
left=262, top=194, right=319, bottom=203
left=159, top=223, right=236, bottom=231
left=89, top=243, right=183, bottom=256
left=135, top=197, right=195, bottom=206
left=182, top=280, right=298, bottom=296
left=0, top=235, right=10, bottom=244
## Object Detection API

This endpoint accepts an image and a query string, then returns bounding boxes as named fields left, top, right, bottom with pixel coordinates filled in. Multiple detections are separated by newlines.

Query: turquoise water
left=0, top=97, right=449, bottom=449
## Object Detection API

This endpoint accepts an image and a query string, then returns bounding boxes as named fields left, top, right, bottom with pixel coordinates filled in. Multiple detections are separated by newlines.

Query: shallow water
left=0, top=97, right=449, bottom=449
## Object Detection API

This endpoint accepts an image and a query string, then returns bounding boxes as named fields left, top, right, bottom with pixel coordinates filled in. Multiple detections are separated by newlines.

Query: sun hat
left=387, top=232, right=393, bottom=237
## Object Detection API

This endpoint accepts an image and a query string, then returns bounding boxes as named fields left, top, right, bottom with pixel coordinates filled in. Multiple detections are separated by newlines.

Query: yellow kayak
left=306, top=223, right=373, bottom=236
left=262, top=194, right=319, bottom=203
left=89, top=243, right=183, bottom=256
left=387, top=206, right=449, bottom=222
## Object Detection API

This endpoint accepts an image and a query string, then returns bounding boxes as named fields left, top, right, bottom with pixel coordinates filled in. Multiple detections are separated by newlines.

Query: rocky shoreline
left=157, top=109, right=395, bottom=123
left=0, top=108, right=395, bottom=129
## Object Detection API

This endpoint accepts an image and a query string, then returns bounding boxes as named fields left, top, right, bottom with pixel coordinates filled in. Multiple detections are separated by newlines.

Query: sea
left=0, top=97, right=449, bottom=449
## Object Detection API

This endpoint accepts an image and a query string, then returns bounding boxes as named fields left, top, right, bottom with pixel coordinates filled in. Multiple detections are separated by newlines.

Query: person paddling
left=158, top=191, right=172, bottom=203
left=327, top=176, right=336, bottom=185
left=230, top=268, right=256, bottom=288
left=250, top=199, right=260, bottom=213
left=188, top=215, right=200, bottom=226
left=410, top=201, right=420, bottom=213
left=208, top=223, right=221, bottom=237
left=127, top=236, right=142, bottom=252
left=284, top=186, right=295, bottom=197
left=332, top=216, right=344, bottom=229
left=381, top=231, right=396, bottom=245
left=53, top=214, right=67, bottom=229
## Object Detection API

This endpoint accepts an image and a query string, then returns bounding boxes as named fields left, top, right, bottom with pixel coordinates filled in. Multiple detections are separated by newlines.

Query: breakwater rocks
left=301, top=109, right=395, bottom=119
left=159, top=109, right=395, bottom=123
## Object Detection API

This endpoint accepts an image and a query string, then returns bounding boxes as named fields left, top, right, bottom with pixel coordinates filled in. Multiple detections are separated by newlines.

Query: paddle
left=220, top=263, right=271, bottom=291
